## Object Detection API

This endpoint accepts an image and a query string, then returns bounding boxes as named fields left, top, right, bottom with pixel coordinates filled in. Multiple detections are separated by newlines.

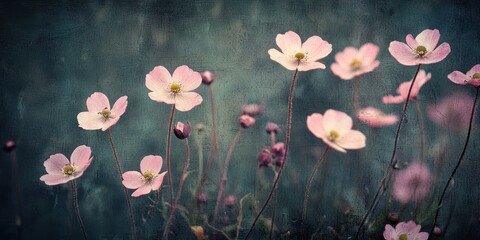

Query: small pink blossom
left=268, top=31, right=332, bottom=71
left=122, top=155, right=167, bottom=197
left=77, top=92, right=128, bottom=131
left=146, top=65, right=203, bottom=112
left=392, top=161, right=433, bottom=204
left=389, top=29, right=451, bottom=66
left=447, top=64, right=480, bottom=87
left=330, top=43, right=380, bottom=80
left=200, top=70, right=216, bottom=85
left=307, top=109, right=366, bottom=153
left=239, top=114, right=255, bottom=128
left=427, top=92, right=474, bottom=131
left=383, top=221, right=428, bottom=240
left=40, top=145, right=93, bottom=185
left=242, top=102, right=265, bottom=116
left=382, top=70, right=431, bottom=104
left=357, top=107, right=398, bottom=128
left=173, top=121, right=191, bottom=139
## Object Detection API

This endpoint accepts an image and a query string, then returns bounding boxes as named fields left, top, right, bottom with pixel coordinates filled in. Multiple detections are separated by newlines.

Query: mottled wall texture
left=1, top=0, right=480, bottom=239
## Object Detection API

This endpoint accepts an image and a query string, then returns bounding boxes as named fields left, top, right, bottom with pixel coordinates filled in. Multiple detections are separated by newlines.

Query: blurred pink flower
left=383, top=221, right=428, bottom=240
left=240, top=114, right=255, bottom=128
left=77, top=92, right=128, bottom=131
left=40, top=145, right=93, bottom=185
left=242, top=102, right=265, bottom=116
left=122, top=155, right=167, bottom=197
left=358, top=107, right=398, bottom=127
left=447, top=64, right=480, bottom=87
left=389, top=29, right=450, bottom=66
left=392, top=161, right=433, bottom=204
left=307, top=109, right=366, bottom=153
left=382, top=70, right=431, bottom=104
left=268, top=31, right=332, bottom=71
left=200, top=70, right=215, bottom=85
left=427, top=92, right=474, bottom=131
left=330, top=43, right=380, bottom=80
left=146, top=65, right=203, bottom=112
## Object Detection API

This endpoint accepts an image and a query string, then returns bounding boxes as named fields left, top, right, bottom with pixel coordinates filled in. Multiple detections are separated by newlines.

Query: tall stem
left=245, top=66, right=299, bottom=239
left=269, top=170, right=278, bottom=240
left=107, top=129, right=136, bottom=240
left=429, top=87, right=479, bottom=236
left=356, top=64, right=421, bottom=238
left=72, top=180, right=88, bottom=240
left=353, top=76, right=361, bottom=129
left=11, top=150, right=23, bottom=239
left=302, top=147, right=330, bottom=222
left=165, top=105, right=176, bottom=215
left=414, top=100, right=425, bottom=162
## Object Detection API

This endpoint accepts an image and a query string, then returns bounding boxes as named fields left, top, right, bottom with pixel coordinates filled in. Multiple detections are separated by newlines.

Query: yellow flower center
left=143, top=171, right=154, bottom=183
left=399, top=233, right=408, bottom=240
left=170, top=82, right=182, bottom=94
left=472, top=73, right=480, bottom=79
left=327, top=130, right=340, bottom=142
left=99, top=108, right=112, bottom=119
left=350, top=58, right=362, bottom=70
left=415, top=45, right=427, bottom=57
left=295, top=52, right=305, bottom=60
left=62, top=165, right=77, bottom=176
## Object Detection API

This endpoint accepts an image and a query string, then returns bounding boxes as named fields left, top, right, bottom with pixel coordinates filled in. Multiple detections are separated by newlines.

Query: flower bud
left=257, top=150, right=272, bottom=167
left=195, top=123, right=205, bottom=132
left=240, top=114, right=255, bottom=128
left=174, top=121, right=191, bottom=139
left=200, top=71, right=215, bottom=85
left=387, top=212, right=400, bottom=223
left=271, top=142, right=285, bottom=157
left=4, top=140, right=16, bottom=152
left=265, top=122, right=279, bottom=134
left=196, top=192, right=208, bottom=204
left=433, top=226, right=442, bottom=236
left=242, top=102, right=265, bottom=116
left=224, top=195, right=236, bottom=208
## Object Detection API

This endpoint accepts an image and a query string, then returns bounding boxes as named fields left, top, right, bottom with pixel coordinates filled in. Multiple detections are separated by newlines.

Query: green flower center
left=99, top=108, right=112, bottom=119
left=143, top=171, right=154, bottom=182
left=350, top=58, right=362, bottom=69
left=415, top=45, right=427, bottom=57
left=399, top=233, right=408, bottom=240
left=170, top=82, right=182, bottom=94
left=62, top=165, right=77, bottom=176
left=328, top=130, right=340, bottom=142
left=472, top=73, right=480, bottom=79
left=295, top=52, right=305, bottom=60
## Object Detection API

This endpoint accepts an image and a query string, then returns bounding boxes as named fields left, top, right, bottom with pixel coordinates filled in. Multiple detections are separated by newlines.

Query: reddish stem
left=165, top=105, right=176, bottom=215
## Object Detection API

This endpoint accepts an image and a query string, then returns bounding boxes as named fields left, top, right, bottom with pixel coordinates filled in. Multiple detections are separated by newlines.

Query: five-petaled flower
left=389, top=29, right=450, bottom=66
left=268, top=31, right=332, bottom=71
left=122, top=155, right=167, bottom=197
left=77, top=92, right=128, bottom=131
left=392, top=161, right=433, bottom=204
left=146, top=65, right=203, bottom=112
left=40, top=145, right=93, bottom=185
left=357, top=107, right=398, bottom=128
left=382, top=70, right=431, bottom=104
left=447, top=64, right=480, bottom=87
left=383, top=221, right=429, bottom=240
left=331, top=43, right=380, bottom=80
left=307, top=109, right=366, bottom=153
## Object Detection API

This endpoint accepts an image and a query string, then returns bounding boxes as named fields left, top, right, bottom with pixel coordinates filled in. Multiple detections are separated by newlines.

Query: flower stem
left=10, top=150, right=23, bottom=239
left=269, top=169, right=278, bottom=240
left=414, top=100, right=425, bottom=162
left=429, top=87, right=479, bottom=236
left=107, top=129, right=136, bottom=240
left=165, top=105, right=176, bottom=216
left=353, top=76, right=361, bottom=129
left=355, top=64, right=421, bottom=238
left=245, top=66, right=299, bottom=238
left=72, top=180, right=88, bottom=240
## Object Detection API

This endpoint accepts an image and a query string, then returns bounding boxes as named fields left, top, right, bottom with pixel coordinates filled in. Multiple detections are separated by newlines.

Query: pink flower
left=242, top=102, right=265, bottom=116
left=388, top=29, right=451, bottom=66
left=357, top=107, right=398, bottom=128
left=77, top=92, right=128, bottom=131
left=122, top=155, right=167, bottom=197
left=427, top=92, right=474, bottom=131
left=146, top=65, right=203, bottom=112
left=392, top=161, right=433, bottom=204
left=200, top=70, right=216, bottom=85
left=447, top=64, right=480, bottom=87
left=307, top=109, right=366, bottom=153
left=40, top=145, right=93, bottom=186
left=382, top=70, right=431, bottom=104
left=239, top=114, right=255, bottom=128
left=330, top=43, right=380, bottom=80
left=383, top=221, right=429, bottom=240
left=268, top=31, right=332, bottom=71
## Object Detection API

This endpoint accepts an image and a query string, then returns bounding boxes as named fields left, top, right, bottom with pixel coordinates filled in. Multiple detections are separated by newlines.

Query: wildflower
left=427, top=92, right=474, bottom=131
left=268, top=31, right=332, bottom=71
left=200, top=70, right=215, bottom=85
left=224, top=195, right=236, bottom=208
left=257, top=149, right=272, bottom=167
left=146, top=65, right=203, bottom=112
left=307, top=109, right=366, bottom=153
left=173, top=121, right=191, bottom=139
left=40, top=145, right=93, bottom=185
left=265, top=122, right=280, bottom=134
left=196, top=192, right=208, bottom=204
left=242, top=102, right=265, bottom=116
left=330, top=43, right=380, bottom=80
left=77, top=92, right=128, bottom=131
left=388, top=29, right=450, bottom=66
left=447, top=64, right=480, bottom=87
left=358, top=107, right=398, bottom=127
left=382, top=70, right=431, bottom=104
left=383, top=221, right=428, bottom=240
left=122, top=155, right=167, bottom=197
left=392, top=161, right=433, bottom=204
left=240, top=114, right=255, bottom=128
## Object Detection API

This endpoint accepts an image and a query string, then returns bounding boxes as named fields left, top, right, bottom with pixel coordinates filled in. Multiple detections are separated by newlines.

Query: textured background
left=1, top=0, right=480, bottom=239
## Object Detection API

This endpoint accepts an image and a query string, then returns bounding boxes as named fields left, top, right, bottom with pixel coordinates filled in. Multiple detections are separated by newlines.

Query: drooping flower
left=330, top=43, right=380, bottom=80
left=146, top=65, right=203, bottom=112
left=200, top=70, right=216, bottom=85
left=77, top=92, right=128, bottom=131
left=388, top=29, right=451, bottom=66
left=173, top=121, right=191, bottom=139
left=265, top=122, right=279, bottom=134
left=40, top=145, right=93, bottom=185
left=383, top=221, right=429, bottom=240
left=242, top=102, right=266, bottom=116
left=122, top=155, right=167, bottom=197
left=392, top=161, right=433, bottom=204
left=427, top=92, right=474, bottom=131
left=307, top=109, right=366, bottom=153
left=240, top=114, right=255, bottom=128
left=382, top=70, right=431, bottom=104
left=447, top=64, right=480, bottom=87
left=268, top=31, right=332, bottom=71
left=357, top=107, right=398, bottom=127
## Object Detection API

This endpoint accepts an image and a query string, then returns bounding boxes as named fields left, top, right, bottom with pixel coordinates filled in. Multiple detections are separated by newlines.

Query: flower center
left=472, top=73, right=480, bottom=79
left=99, top=108, right=112, bottom=119
left=170, top=82, right=182, bottom=94
left=295, top=52, right=305, bottom=60
left=328, top=130, right=340, bottom=142
left=415, top=45, right=427, bottom=57
left=62, top=164, right=77, bottom=176
left=143, top=171, right=154, bottom=183
left=350, top=58, right=362, bottom=70
left=399, top=233, right=408, bottom=240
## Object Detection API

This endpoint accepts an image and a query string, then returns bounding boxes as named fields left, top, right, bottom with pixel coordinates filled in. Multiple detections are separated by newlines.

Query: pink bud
left=265, top=122, right=279, bottom=134
left=224, top=195, right=236, bottom=208
left=200, top=71, right=215, bottom=85
left=240, top=114, right=255, bottom=128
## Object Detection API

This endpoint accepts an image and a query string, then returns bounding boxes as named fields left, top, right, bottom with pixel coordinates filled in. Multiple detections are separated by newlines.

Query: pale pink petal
left=466, top=64, right=480, bottom=77
left=357, top=107, right=398, bottom=127
left=172, top=65, right=202, bottom=92
left=382, top=95, right=405, bottom=104
left=146, top=66, right=172, bottom=92
left=396, top=221, right=419, bottom=234
left=174, top=92, right=203, bottom=112
left=268, top=48, right=298, bottom=71
left=421, top=42, right=450, bottom=64
left=389, top=41, right=418, bottom=66
left=358, top=43, right=380, bottom=66
left=301, top=36, right=332, bottom=62
left=447, top=71, right=468, bottom=85
left=306, top=113, right=326, bottom=138
left=406, top=34, right=418, bottom=49
left=415, top=29, right=440, bottom=51
left=70, top=145, right=92, bottom=172
left=86, top=92, right=110, bottom=113
left=357, top=60, right=380, bottom=76
left=122, top=171, right=144, bottom=189
left=322, top=138, right=346, bottom=153
left=335, top=47, right=358, bottom=68
left=151, top=171, right=167, bottom=191
left=44, top=154, right=69, bottom=174
left=131, top=184, right=152, bottom=197
left=331, top=62, right=355, bottom=80
left=148, top=90, right=176, bottom=104
left=383, top=224, right=396, bottom=240
left=298, top=61, right=326, bottom=71
left=416, top=232, right=429, bottom=240
left=101, top=118, right=120, bottom=131
left=77, top=112, right=104, bottom=130
left=276, top=31, right=302, bottom=54
left=110, top=96, right=128, bottom=119
left=140, top=155, right=163, bottom=174
left=322, top=109, right=353, bottom=136
left=336, top=130, right=366, bottom=150
left=40, top=174, right=70, bottom=186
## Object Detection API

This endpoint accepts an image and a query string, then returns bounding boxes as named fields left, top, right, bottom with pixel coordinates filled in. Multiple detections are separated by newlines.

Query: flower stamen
left=350, top=58, right=362, bottom=70
left=99, top=108, right=113, bottom=119
left=415, top=45, right=427, bottom=57
left=169, top=82, right=182, bottom=94
left=143, top=171, right=154, bottom=183
left=472, top=73, right=480, bottom=79
left=295, top=52, right=305, bottom=60
left=399, top=233, right=408, bottom=240
left=62, top=164, right=77, bottom=176
left=328, top=130, right=340, bottom=142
